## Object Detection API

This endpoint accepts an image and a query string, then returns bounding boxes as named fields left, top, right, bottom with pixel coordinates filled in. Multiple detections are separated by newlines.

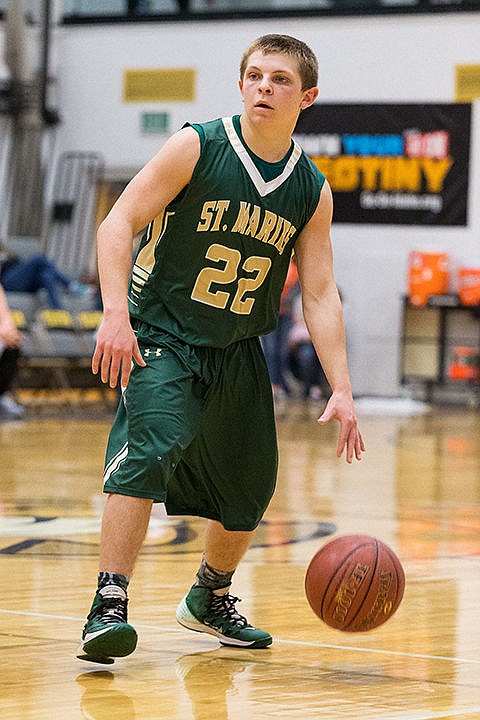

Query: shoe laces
left=89, top=594, right=128, bottom=625
left=210, top=593, right=249, bottom=628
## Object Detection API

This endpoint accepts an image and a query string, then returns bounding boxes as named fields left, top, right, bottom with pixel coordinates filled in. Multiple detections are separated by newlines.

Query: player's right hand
left=92, top=314, right=146, bottom=389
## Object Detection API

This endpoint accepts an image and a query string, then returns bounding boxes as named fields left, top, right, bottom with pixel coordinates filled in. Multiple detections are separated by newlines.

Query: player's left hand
left=317, top=391, right=365, bottom=463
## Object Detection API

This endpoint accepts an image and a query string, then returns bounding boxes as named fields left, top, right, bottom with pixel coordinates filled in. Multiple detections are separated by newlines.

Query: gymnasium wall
left=6, top=13, right=480, bottom=396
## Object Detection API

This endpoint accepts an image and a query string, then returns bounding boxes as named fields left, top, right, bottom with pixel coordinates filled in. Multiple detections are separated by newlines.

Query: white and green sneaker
left=77, top=585, right=138, bottom=664
left=176, top=586, right=272, bottom=649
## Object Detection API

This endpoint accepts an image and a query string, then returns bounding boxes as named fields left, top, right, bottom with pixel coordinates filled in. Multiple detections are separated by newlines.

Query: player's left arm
left=294, top=180, right=365, bottom=463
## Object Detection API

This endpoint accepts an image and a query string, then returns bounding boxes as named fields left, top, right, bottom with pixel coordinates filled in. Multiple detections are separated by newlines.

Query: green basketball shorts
left=103, top=325, right=278, bottom=531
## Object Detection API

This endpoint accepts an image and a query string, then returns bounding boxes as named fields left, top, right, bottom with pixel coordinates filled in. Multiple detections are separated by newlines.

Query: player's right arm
left=92, top=126, right=201, bottom=388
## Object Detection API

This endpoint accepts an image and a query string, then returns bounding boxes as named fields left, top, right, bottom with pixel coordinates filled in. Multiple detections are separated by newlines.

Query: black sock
left=194, top=555, right=234, bottom=591
left=97, top=572, right=129, bottom=592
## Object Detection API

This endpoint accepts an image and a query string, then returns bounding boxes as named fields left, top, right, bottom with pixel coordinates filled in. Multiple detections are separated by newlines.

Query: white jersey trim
left=222, top=116, right=302, bottom=197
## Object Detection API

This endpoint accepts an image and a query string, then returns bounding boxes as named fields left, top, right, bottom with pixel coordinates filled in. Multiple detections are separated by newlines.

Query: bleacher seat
left=8, top=308, right=93, bottom=391
left=9, top=308, right=39, bottom=359
left=75, top=310, right=103, bottom=354
left=4, top=292, right=40, bottom=325
left=34, top=309, right=90, bottom=360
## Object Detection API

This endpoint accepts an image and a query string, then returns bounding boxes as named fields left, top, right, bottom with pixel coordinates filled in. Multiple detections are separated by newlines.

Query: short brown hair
left=240, top=34, right=318, bottom=91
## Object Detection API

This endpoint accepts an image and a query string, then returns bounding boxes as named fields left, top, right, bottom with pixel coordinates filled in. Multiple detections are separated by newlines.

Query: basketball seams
left=343, top=539, right=379, bottom=631
left=318, top=540, right=376, bottom=625
left=383, top=544, right=406, bottom=612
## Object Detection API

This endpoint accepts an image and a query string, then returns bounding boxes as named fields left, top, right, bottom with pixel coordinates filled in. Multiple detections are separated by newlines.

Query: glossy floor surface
left=1, top=397, right=480, bottom=719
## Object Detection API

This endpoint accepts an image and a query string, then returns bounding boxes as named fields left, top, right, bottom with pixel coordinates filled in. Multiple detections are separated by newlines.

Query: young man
left=77, top=34, right=365, bottom=664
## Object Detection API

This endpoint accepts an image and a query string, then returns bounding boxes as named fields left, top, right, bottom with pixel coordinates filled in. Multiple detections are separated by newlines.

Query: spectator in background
left=261, top=257, right=299, bottom=399
left=0, top=244, right=81, bottom=310
left=0, top=284, right=25, bottom=420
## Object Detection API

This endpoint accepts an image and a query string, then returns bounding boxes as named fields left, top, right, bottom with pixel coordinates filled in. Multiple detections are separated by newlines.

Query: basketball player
left=77, top=34, right=365, bottom=664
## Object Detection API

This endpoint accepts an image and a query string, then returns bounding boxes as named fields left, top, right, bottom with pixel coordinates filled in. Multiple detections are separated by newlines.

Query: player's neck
left=239, top=113, right=293, bottom=163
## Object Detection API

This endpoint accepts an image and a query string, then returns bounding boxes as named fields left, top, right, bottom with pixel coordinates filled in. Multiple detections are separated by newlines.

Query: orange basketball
left=305, top=534, right=405, bottom=632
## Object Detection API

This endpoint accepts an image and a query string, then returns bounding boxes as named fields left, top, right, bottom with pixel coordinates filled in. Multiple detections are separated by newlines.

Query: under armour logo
left=143, top=348, right=162, bottom=357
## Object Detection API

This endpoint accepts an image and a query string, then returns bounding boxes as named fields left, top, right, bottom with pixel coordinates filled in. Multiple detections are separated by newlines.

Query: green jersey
left=129, top=115, right=325, bottom=347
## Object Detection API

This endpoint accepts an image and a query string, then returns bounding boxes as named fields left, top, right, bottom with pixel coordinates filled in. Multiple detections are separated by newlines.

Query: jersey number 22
left=191, top=243, right=272, bottom=315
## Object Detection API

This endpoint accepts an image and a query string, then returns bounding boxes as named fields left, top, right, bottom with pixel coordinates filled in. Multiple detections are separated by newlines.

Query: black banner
left=294, top=103, right=471, bottom=226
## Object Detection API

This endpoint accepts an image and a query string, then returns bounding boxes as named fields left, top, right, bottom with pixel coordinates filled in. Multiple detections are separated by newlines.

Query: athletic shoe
left=176, top=586, right=272, bottom=649
left=77, top=585, right=138, bottom=663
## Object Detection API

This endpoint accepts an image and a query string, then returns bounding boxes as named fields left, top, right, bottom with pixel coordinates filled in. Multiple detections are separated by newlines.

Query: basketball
left=305, top=534, right=405, bottom=632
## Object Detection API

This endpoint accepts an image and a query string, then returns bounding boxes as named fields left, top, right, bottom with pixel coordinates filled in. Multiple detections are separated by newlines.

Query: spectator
left=0, top=244, right=78, bottom=309
left=0, top=283, right=25, bottom=420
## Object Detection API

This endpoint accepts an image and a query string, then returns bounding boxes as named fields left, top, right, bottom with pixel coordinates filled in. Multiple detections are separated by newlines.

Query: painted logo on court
left=0, top=515, right=335, bottom=555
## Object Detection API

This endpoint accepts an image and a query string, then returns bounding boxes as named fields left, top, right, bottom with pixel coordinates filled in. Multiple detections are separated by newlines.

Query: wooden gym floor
left=1, top=396, right=480, bottom=720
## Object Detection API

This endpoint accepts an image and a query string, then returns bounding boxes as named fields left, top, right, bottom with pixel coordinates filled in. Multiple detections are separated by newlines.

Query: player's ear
left=300, top=87, right=319, bottom=111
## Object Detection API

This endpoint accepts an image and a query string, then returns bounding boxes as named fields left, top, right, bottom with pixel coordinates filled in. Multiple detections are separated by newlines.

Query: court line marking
left=1, top=607, right=480, bottom=667
left=276, top=638, right=480, bottom=665
left=388, top=710, right=480, bottom=720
